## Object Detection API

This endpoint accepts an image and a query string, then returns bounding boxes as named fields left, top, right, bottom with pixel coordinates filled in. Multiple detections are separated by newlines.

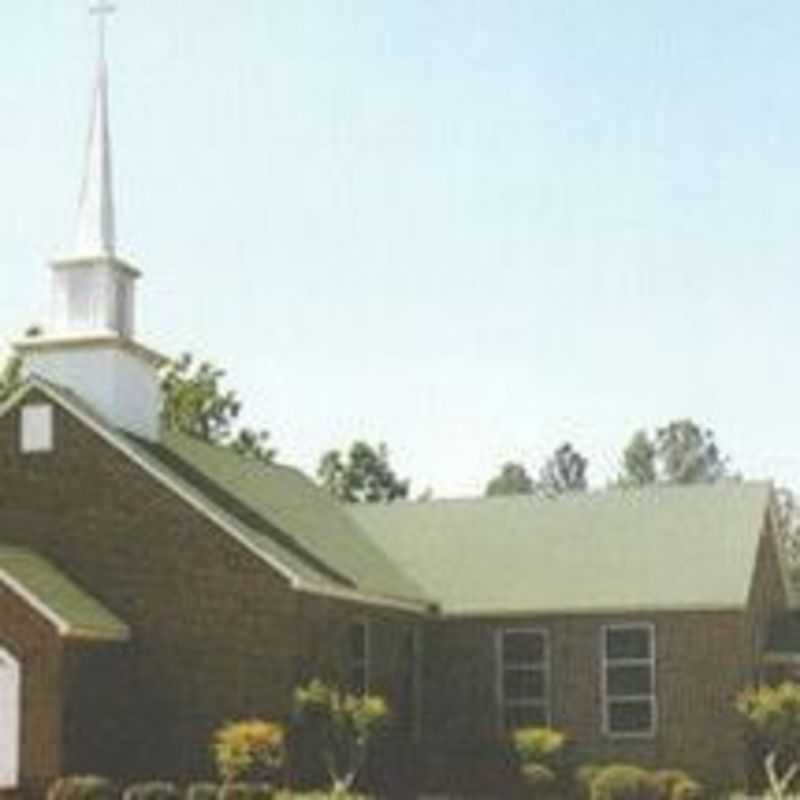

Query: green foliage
left=0, top=354, right=22, bottom=404
left=520, top=762, right=557, bottom=794
left=511, top=727, right=566, bottom=766
left=485, top=462, right=535, bottom=497
left=47, top=776, right=119, bottom=800
left=671, top=778, right=703, bottom=800
left=184, top=783, right=220, bottom=800
left=651, top=770, right=692, bottom=800
left=537, top=442, right=589, bottom=495
left=619, top=430, right=656, bottom=487
left=317, top=442, right=408, bottom=503
left=216, top=783, right=274, bottom=800
left=160, top=353, right=275, bottom=464
left=121, top=783, right=179, bottom=800
left=619, top=420, right=728, bottom=487
left=590, top=765, right=657, bottom=800
left=575, top=765, right=605, bottom=800
left=291, top=678, right=390, bottom=793
left=213, top=720, right=286, bottom=783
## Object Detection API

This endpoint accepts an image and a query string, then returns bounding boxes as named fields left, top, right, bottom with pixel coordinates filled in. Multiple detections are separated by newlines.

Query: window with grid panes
left=603, top=625, right=656, bottom=737
left=498, top=629, right=549, bottom=729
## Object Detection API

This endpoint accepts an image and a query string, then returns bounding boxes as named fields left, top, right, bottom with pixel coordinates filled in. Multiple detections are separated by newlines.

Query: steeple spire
left=74, top=2, right=117, bottom=258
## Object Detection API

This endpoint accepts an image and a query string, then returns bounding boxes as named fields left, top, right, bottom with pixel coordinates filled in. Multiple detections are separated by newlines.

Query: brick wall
left=0, top=394, right=422, bottom=788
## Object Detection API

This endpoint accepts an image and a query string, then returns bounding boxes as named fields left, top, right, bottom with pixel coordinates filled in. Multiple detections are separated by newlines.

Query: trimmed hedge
left=184, top=783, right=220, bottom=800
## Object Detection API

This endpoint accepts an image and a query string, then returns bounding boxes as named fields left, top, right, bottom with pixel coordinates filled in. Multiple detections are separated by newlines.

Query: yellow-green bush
left=214, top=719, right=286, bottom=783
left=511, top=727, right=567, bottom=767
left=575, top=765, right=605, bottom=800
left=184, top=783, right=219, bottom=800
left=671, top=778, right=702, bottom=800
left=591, top=764, right=657, bottom=800
left=47, top=776, right=118, bottom=800
left=651, top=770, right=691, bottom=800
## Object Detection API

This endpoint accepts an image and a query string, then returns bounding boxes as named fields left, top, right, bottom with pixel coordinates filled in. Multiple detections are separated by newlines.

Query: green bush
left=591, top=765, right=657, bottom=800
left=511, top=727, right=567, bottom=767
left=47, top=776, right=118, bottom=800
left=184, top=783, right=219, bottom=800
left=651, top=770, right=691, bottom=800
left=216, top=782, right=273, bottom=800
left=214, top=720, right=286, bottom=783
left=671, top=778, right=702, bottom=800
left=520, top=762, right=557, bottom=793
left=122, top=782, right=179, bottom=800
left=575, top=765, right=605, bottom=800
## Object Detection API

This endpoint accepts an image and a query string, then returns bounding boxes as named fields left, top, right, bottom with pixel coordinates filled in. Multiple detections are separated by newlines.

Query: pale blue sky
left=2, top=1, right=800, bottom=496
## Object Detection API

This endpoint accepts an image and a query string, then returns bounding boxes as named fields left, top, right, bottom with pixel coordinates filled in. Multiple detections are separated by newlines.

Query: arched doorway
left=0, top=649, right=20, bottom=787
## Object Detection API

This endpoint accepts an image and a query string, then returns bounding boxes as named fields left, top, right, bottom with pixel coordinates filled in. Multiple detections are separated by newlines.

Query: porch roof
left=0, top=547, right=130, bottom=641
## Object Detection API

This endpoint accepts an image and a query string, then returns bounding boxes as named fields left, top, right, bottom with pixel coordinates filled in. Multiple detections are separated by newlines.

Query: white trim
left=601, top=622, right=657, bottom=739
left=294, top=579, right=430, bottom=614
left=0, top=567, right=130, bottom=642
left=444, top=603, right=743, bottom=619
left=496, top=626, right=550, bottom=731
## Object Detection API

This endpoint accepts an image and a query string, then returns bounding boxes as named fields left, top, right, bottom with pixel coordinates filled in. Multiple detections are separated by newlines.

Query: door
left=0, top=649, right=20, bottom=787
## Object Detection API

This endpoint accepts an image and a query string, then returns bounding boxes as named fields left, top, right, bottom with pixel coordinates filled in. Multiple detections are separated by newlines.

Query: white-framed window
left=602, top=623, right=656, bottom=738
left=20, top=404, right=54, bottom=453
left=497, top=628, right=549, bottom=730
left=349, top=621, right=369, bottom=695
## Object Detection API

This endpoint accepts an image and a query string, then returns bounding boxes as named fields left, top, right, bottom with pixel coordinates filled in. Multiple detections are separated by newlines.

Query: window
left=20, top=404, right=53, bottom=453
left=498, top=628, right=549, bottom=729
left=349, top=621, right=369, bottom=694
left=603, top=624, right=656, bottom=737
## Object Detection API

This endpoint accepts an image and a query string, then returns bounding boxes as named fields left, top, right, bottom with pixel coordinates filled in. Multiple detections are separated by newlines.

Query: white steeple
left=15, top=3, right=165, bottom=441
left=74, top=33, right=116, bottom=259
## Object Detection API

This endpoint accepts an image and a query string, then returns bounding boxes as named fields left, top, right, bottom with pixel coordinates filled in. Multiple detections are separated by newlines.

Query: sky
left=2, top=1, right=800, bottom=497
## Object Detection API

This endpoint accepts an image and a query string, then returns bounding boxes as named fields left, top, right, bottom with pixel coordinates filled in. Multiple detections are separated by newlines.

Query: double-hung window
left=498, top=628, right=549, bottom=729
left=603, top=624, right=656, bottom=737
left=349, top=621, right=369, bottom=695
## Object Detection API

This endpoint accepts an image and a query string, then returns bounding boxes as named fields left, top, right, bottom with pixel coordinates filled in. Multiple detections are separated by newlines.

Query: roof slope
left=4, top=379, right=428, bottom=611
left=0, top=547, right=129, bottom=640
left=351, top=482, right=773, bottom=616
left=131, top=431, right=428, bottom=606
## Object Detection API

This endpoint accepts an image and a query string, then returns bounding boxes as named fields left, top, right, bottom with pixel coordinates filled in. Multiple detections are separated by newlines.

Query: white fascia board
left=294, top=578, right=432, bottom=615
left=442, top=602, right=744, bottom=619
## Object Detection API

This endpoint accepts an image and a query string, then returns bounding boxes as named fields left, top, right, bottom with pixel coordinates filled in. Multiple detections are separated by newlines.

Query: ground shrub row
left=47, top=776, right=367, bottom=800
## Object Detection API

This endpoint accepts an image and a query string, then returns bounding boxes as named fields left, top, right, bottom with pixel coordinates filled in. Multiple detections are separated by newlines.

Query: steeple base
left=14, top=334, right=165, bottom=440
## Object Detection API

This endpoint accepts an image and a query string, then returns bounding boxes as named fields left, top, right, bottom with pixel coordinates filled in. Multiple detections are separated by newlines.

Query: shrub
left=47, top=776, right=118, bottom=800
left=512, top=727, right=567, bottom=767
left=652, top=770, right=691, bottom=800
left=184, top=784, right=219, bottom=800
left=122, top=782, right=179, bottom=800
left=216, top=783, right=273, bottom=800
left=521, top=762, right=557, bottom=793
left=671, top=778, right=702, bottom=800
left=591, top=764, right=657, bottom=800
left=214, top=720, right=286, bottom=783
left=575, top=765, right=605, bottom=800
left=291, top=678, right=390, bottom=793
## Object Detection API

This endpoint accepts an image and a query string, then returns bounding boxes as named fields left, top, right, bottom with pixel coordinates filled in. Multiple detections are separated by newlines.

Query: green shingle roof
left=129, top=431, right=428, bottom=606
left=15, top=378, right=428, bottom=610
left=0, top=547, right=129, bottom=639
left=351, top=482, right=774, bottom=615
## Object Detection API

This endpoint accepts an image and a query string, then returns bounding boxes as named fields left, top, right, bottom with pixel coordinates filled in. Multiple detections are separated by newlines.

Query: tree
left=618, top=419, right=728, bottom=486
left=0, top=354, right=22, bottom=404
left=737, top=682, right=800, bottom=798
left=317, top=441, right=409, bottom=503
left=619, top=429, right=656, bottom=487
left=537, top=442, right=589, bottom=496
left=485, top=461, right=535, bottom=497
left=160, top=353, right=275, bottom=464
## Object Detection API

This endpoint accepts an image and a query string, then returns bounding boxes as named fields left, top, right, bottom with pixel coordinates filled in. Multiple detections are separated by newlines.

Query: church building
left=0, top=10, right=797, bottom=798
